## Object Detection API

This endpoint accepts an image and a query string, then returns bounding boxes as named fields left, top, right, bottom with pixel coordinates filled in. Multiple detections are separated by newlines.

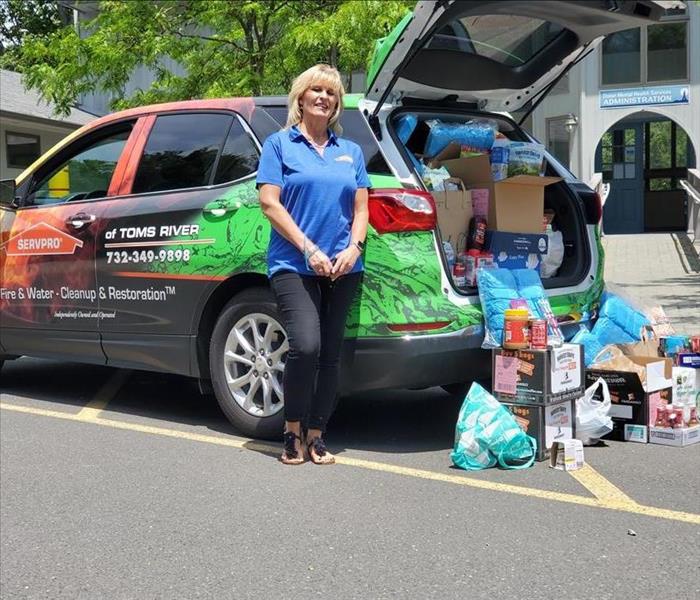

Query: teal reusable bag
left=451, top=383, right=537, bottom=471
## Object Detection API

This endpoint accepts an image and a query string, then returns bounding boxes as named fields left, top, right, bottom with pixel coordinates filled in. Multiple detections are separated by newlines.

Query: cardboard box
left=589, top=344, right=674, bottom=433
left=432, top=178, right=472, bottom=248
left=493, top=344, right=584, bottom=405
left=549, top=439, right=585, bottom=471
left=485, top=230, right=548, bottom=272
left=585, top=358, right=672, bottom=441
left=430, top=148, right=561, bottom=234
left=502, top=398, right=575, bottom=461
left=649, top=425, right=700, bottom=447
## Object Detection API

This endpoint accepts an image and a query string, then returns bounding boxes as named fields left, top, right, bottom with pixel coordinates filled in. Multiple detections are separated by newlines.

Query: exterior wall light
left=564, top=113, right=578, bottom=133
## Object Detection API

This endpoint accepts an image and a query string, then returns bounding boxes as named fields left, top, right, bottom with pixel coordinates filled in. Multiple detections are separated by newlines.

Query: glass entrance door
left=598, top=124, right=644, bottom=234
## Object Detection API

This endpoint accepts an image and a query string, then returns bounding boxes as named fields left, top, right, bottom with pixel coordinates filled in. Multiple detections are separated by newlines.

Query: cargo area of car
left=386, top=108, right=591, bottom=295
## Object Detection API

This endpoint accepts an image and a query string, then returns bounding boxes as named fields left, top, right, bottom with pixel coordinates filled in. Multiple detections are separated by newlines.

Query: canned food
left=673, top=406, right=685, bottom=429
left=529, top=319, right=547, bottom=349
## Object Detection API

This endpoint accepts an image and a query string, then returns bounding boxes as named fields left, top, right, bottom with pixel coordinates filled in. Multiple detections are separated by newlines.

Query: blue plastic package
left=477, top=268, right=518, bottom=348
left=395, top=113, right=417, bottom=144
left=424, top=120, right=497, bottom=158
left=573, top=292, right=651, bottom=366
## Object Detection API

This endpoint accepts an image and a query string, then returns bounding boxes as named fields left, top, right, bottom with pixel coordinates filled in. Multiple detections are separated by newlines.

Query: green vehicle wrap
left=177, top=171, right=603, bottom=340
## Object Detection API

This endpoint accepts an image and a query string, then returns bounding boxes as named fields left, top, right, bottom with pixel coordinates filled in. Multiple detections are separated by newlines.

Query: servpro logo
left=2, top=222, right=83, bottom=256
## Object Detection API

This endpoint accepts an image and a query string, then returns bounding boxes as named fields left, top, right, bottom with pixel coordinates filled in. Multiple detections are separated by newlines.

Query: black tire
left=441, top=382, right=470, bottom=399
left=209, top=287, right=287, bottom=439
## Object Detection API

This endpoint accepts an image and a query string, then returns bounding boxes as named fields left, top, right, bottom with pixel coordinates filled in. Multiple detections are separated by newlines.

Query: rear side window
left=256, top=106, right=390, bottom=175
left=213, top=120, right=259, bottom=184
left=340, top=110, right=391, bottom=175
left=133, top=113, right=232, bottom=194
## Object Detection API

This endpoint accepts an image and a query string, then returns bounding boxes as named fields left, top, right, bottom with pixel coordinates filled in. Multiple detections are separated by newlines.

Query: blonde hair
left=286, top=64, right=344, bottom=135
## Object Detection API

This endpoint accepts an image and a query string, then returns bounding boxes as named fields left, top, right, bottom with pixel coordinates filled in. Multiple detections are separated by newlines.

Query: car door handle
left=203, top=199, right=253, bottom=217
left=66, top=212, right=96, bottom=229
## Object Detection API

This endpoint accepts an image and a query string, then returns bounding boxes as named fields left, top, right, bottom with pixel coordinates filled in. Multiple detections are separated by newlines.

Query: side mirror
left=0, top=179, right=17, bottom=208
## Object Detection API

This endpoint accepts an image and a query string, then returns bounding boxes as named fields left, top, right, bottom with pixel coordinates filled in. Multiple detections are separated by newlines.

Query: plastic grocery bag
left=575, top=378, right=613, bottom=445
left=451, top=383, right=537, bottom=471
left=540, top=230, right=564, bottom=278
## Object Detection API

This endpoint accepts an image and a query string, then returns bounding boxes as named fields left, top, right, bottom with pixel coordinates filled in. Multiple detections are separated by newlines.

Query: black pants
left=270, top=270, right=362, bottom=432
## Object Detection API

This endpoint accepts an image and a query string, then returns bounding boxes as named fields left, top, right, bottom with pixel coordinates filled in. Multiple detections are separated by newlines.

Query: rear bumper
left=339, top=325, right=490, bottom=393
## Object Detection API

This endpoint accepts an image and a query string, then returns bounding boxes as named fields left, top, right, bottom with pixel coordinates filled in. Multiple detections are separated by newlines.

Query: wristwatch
left=352, top=239, right=365, bottom=252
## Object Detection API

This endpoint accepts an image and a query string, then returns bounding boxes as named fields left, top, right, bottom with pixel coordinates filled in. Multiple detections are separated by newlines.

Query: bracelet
left=303, top=236, right=319, bottom=269
left=352, top=240, right=364, bottom=253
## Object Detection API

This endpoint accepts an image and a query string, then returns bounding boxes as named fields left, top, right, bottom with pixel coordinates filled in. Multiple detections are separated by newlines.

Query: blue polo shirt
left=256, top=125, right=371, bottom=277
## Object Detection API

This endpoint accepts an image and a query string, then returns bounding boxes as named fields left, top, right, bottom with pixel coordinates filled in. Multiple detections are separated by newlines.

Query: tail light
left=591, top=192, right=604, bottom=224
left=578, top=188, right=603, bottom=224
left=368, top=189, right=436, bottom=234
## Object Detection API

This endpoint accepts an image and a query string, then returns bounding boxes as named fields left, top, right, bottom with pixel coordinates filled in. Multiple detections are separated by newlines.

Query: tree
left=7, top=0, right=412, bottom=115
left=0, top=0, right=72, bottom=70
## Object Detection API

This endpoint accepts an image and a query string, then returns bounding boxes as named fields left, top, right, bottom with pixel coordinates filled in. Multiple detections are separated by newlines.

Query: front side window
left=601, top=28, right=640, bottom=85
left=29, top=127, right=131, bottom=206
left=132, top=113, right=233, bottom=194
left=6, top=132, right=41, bottom=169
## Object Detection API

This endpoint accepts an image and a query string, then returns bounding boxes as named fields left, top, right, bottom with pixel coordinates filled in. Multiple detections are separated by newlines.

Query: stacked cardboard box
left=491, top=344, right=583, bottom=461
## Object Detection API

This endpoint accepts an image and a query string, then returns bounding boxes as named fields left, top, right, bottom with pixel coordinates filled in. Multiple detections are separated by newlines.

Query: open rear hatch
left=365, top=1, right=675, bottom=296
left=367, top=0, right=675, bottom=116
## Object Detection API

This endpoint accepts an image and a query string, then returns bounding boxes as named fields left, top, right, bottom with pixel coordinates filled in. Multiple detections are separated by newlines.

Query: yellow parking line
left=1, top=401, right=699, bottom=526
left=568, top=463, right=639, bottom=507
left=76, top=370, right=131, bottom=420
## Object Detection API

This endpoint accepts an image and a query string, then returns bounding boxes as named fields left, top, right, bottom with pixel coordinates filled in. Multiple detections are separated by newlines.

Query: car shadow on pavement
left=1, top=357, right=468, bottom=456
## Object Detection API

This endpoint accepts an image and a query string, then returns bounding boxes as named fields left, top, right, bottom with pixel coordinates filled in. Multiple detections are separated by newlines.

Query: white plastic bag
left=575, top=378, right=613, bottom=445
left=541, top=230, right=564, bottom=278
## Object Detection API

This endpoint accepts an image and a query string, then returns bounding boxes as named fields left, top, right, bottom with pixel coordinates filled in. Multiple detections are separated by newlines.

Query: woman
left=257, top=64, right=370, bottom=465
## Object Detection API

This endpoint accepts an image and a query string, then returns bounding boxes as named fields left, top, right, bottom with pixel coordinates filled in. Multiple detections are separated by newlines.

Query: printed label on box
left=545, top=401, right=573, bottom=449
left=494, top=355, right=518, bottom=395
left=624, top=424, right=648, bottom=443
left=609, top=404, right=634, bottom=419
left=550, top=345, right=582, bottom=394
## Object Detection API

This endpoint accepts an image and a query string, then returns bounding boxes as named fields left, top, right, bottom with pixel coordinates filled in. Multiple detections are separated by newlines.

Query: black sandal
left=306, top=436, right=335, bottom=465
left=280, top=431, right=304, bottom=465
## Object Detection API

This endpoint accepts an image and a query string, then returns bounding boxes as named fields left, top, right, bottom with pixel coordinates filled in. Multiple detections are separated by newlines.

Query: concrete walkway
left=603, top=232, right=700, bottom=334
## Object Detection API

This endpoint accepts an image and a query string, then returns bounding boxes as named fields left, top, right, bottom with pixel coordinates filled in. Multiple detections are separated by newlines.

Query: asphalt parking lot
left=1, top=357, right=699, bottom=599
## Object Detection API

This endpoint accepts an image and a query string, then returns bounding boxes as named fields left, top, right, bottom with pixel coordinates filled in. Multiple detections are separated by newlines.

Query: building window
left=6, top=132, right=40, bottom=169
left=601, top=22, right=688, bottom=86
left=647, top=23, right=687, bottom=82
left=546, top=117, right=571, bottom=169
left=601, top=28, right=640, bottom=85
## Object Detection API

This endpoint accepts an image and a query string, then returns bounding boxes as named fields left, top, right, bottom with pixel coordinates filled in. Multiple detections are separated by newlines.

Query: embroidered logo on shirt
left=335, top=155, right=354, bottom=163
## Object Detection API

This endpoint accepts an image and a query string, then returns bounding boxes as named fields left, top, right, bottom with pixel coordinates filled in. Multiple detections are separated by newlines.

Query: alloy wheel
left=222, top=312, right=287, bottom=417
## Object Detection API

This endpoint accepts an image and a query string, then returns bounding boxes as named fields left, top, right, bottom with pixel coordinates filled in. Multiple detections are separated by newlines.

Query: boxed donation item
left=485, top=231, right=548, bottom=272
left=502, top=398, right=575, bottom=462
left=429, top=147, right=561, bottom=234
left=586, top=342, right=673, bottom=442
left=492, top=344, right=584, bottom=405
left=648, top=425, right=700, bottom=447
left=549, top=439, right=585, bottom=471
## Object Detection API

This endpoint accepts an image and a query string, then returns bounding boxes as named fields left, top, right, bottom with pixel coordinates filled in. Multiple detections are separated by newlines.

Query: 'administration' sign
left=600, top=85, right=689, bottom=109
